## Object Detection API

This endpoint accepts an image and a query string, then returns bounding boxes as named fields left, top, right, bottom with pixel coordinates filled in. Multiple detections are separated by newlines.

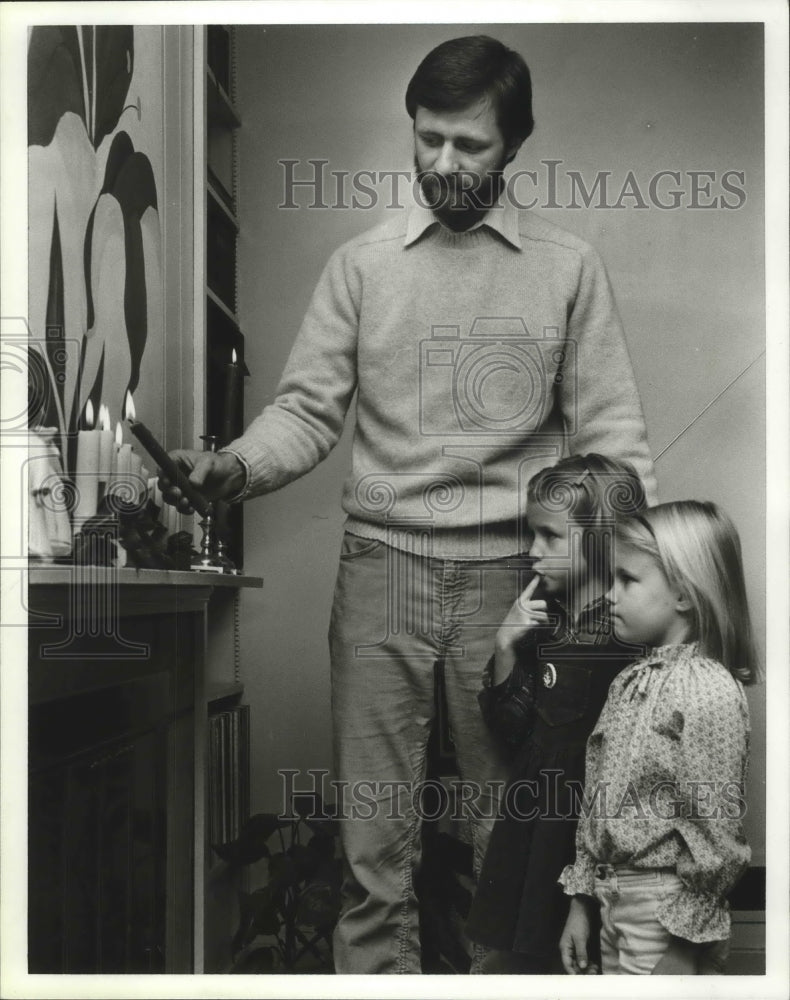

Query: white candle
left=139, top=465, right=150, bottom=505
left=116, top=443, right=133, bottom=485
left=97, top=404, right=114, bottom=488
left=129, top=450, right=143, bottom=504
left=107, top=422, right=123, bottom=494
left=73, top=399, right=100, bottom=532
left=150, top=477, right=163, bottom=513
left=108, top=425, right=132, bottom=504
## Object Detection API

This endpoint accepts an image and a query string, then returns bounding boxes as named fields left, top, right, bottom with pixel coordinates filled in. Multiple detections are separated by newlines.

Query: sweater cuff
left=656, top=886, right=732, bottom=943
left=217, top=448, right=252, bottom=503
left=219, top=434, right=280, bottom=500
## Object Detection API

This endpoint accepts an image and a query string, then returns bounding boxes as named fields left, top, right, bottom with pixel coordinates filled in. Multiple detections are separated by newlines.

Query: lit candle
left=129, top=449, right=143, bottom=499
left=107, top=421, right=132, bottom=503
left=221, top=347, right=243, bottom=446
left=72, top=398, right=100, bottom=531
left=108, top=422, right=122, bottom=483
left=97, top=404, right=114, bottom=499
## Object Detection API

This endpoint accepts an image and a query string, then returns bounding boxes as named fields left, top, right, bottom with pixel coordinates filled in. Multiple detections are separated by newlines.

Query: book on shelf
left=207, top=702, right=250, bottom=863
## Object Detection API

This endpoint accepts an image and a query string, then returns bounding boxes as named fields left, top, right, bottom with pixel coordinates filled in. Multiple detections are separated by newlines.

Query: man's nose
left=434, top=141, right=459, bottom=174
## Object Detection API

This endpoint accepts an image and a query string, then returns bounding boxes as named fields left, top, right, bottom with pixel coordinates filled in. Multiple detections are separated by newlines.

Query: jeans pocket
left=339, top=532, right=384, bottom=561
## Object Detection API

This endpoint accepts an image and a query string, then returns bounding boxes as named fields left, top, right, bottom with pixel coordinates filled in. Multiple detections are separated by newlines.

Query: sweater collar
left=404, top=197, right=522, bottom=250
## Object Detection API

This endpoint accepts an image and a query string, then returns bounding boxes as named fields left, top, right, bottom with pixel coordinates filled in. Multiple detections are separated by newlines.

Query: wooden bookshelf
left=197, top=25, right=246, bottom=575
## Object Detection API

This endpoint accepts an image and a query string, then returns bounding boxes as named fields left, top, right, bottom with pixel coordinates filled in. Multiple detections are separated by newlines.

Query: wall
left=235, top=22, right=765, bottom=862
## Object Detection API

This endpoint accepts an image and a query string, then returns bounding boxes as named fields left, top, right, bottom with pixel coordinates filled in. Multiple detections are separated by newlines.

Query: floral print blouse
left=559, top=643, right=751, bottom=942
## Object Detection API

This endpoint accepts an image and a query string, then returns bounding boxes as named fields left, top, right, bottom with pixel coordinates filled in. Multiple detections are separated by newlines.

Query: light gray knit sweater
left=226, top=208, right=656, bottom=559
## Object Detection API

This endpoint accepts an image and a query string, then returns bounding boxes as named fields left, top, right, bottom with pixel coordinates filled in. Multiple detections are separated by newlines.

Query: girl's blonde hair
left=527, top=453, right=647, bottom=584
left=615, top=500, right=760, bottom=685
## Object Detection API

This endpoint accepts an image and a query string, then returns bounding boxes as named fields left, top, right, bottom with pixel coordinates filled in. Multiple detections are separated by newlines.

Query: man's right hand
left=158, top=450, right=246, bottom=514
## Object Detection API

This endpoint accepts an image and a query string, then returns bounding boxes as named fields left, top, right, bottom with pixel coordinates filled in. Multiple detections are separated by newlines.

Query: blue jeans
left=329, top=532, right=527, bottom=973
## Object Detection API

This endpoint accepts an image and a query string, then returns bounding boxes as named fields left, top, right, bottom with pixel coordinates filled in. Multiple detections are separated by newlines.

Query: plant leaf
left=306, top=833, right=336, bottom=861
left=296, top=881, right=342, bottom=930
left=268, top=852, right=299, bottom=890
left=231, top=891, right=259, bottom=956
left=212, top=812, right=289, bottom=866
left=250, top=888, right=283, bottom=937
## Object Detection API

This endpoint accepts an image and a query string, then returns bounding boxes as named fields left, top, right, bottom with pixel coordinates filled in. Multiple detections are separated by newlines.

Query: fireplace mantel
left=27, top=563, right=262, bottom=972
left=27, top=565, right=263, bottom=618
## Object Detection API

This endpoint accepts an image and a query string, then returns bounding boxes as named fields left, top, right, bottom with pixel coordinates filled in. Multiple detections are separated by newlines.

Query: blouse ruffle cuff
left=656, top=885, right=731, bottom=943
left=558, top=859, right=596, bottom=898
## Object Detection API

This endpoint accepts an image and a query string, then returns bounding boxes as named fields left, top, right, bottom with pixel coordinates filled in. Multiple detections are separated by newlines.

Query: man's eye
left=419, top=134, right=441, bottom=147
left=459, top=143, right=485, bottom=154
left=538, top=531, right=561, bottom=543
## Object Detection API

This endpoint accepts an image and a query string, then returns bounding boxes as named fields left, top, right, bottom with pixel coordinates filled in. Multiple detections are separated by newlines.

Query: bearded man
left=162, top=35, right=656, bottom=973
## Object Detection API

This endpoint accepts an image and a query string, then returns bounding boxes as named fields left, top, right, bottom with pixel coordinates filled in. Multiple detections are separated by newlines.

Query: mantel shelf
left=26, top=565, right=262, bottom=620
left=28, top=566, right=263, bottom=589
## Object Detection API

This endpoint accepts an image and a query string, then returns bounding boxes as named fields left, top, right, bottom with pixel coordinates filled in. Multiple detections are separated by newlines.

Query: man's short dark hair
left=405, top=35, right=534, bottom=149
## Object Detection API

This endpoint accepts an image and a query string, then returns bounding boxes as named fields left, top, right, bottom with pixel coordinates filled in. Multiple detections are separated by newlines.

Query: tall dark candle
left=221, top=349, right=242, bottom=447
left=127, top=418, right=210, bottom=517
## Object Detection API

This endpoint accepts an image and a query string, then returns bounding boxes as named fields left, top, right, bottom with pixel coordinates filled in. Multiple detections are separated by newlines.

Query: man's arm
left=562, top=245, right=658, bottom=503
left=223, top=244, right=361, bottom=501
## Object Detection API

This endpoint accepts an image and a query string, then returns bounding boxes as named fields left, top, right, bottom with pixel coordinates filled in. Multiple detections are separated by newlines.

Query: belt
left=595, top=864, right=676, bottom=880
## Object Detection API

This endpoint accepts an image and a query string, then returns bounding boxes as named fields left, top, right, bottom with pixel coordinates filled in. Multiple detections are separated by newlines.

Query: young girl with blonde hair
left=559, top=500, right=758, bottom=975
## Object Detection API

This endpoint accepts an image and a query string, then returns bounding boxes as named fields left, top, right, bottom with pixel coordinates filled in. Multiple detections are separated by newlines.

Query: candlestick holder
left=199, top=434, right=238, bottom=575
left=191, top=502, right=225, bottom=573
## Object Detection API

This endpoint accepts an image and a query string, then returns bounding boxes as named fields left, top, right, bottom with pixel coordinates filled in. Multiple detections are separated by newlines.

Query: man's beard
left=414, top=155, right=506, bottom=232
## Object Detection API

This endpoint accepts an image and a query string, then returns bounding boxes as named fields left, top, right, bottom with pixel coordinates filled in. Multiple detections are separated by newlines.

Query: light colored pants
left=329, top=532, right=523, bottom=973
left=594, top=865, right=729, bottom=975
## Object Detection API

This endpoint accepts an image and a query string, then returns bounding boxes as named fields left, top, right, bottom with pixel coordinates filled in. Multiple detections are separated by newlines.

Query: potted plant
left=213, top=794, right=342, bottom=973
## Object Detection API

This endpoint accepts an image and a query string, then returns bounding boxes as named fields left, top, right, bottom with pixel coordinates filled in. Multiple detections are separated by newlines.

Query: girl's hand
left=559, top=896, right=595, bottom=975
left=492, top=576, right=549, bottom=683
left=650, top=935, right=699, bottom=975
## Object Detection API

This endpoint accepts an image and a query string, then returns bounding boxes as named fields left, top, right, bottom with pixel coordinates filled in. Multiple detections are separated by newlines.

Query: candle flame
left=115, top=422, right=123, bottom=447
left=99, top=403, right=111, bottom=431
left=85, top=399, right=95, bottom=429
left=232, top=348, right=238, bottom=364
left=124, top=391, right=136, bottom=421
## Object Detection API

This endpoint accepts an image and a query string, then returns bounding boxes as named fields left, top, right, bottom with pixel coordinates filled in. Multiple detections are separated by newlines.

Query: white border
left=2, top=2, right=787, bottom=998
